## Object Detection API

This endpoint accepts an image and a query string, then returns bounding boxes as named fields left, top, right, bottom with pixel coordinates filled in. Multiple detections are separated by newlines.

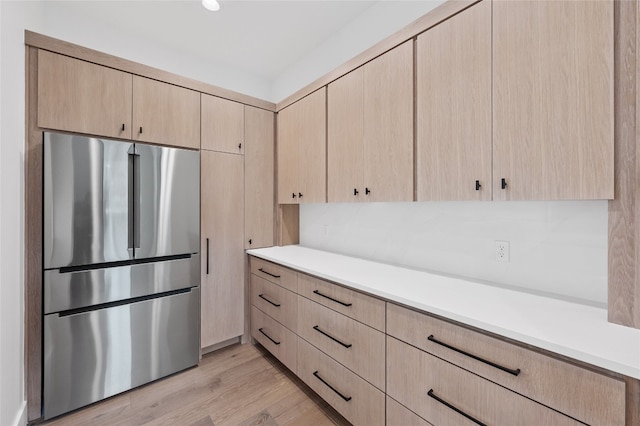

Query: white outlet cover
left=495, top=240, right=510, bottom=262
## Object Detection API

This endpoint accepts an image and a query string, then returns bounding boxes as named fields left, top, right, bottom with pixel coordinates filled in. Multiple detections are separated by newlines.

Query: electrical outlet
left=495, top=240, right=510, bottom=262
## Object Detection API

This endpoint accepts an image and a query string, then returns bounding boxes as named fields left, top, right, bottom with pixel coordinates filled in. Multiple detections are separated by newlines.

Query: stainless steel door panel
left=44, top=132, right=132, bottom=269
left=44, top=255, right=200, bottom=314
left=135, top=144, right=200, bottom=259
left=43, top=288, right=200, bottom=420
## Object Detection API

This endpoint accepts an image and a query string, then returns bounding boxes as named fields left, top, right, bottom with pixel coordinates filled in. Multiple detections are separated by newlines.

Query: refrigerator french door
left=42, top=132, right=200, bottom=419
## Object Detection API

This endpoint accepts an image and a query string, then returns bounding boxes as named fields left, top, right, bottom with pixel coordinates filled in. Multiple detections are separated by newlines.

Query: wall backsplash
left=300, top=201, right=608, bottom=306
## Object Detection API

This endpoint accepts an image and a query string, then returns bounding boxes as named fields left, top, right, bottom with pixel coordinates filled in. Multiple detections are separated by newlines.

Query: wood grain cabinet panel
left=362, top=40, right=413, bottom=202
left=250, top=275, right=297, bottom=331
left=297, top=273, right=385, bottom=332
left=387, top=337, right=580, bottom=426
left=244, top=106, right=275, bottom=249
left=133, top=76, right=200, bottom=149
left=493, top=0, right=614, bottom=200
left=387, top=303, right=626, bottom=426
left=277, top=88, right=326, bottom=204
left=201, top=151, right=245, bottom=348
left=250, top=258, right=298, bottom=292
left=297, top=296, right=385, bottom=390
left=37, top=50, right=132, bottom=139
left=251, top=306, right=297, bottom=374
left=297, top=338, right=384, bottom=426
left=201, top=94, right=245, bottom=154
left=386, top=396, right=432, bottom=426
left=416, top=0, right=491, bottom=201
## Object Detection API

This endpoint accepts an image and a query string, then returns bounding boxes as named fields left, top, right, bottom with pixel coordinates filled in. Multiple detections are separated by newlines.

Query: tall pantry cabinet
left=200, top=96, right=275, bottom=349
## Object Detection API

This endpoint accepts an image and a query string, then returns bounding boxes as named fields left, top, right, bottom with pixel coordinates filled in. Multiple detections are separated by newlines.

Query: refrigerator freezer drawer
left=43, top=287, right=200, bottom=420
left=44, top=255, right=200, bottom=314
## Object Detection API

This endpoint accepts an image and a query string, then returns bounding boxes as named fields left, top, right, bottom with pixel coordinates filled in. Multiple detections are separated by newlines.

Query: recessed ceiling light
left=202, top=0, right=220, bottom=12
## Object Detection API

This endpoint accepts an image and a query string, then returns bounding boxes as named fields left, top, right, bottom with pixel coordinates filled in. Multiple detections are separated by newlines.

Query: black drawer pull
left=428, top=335, right=521, bottom=376
left=312, top=290, right=352, bottom=307
left=313, top=325, right=352, bottom=348
left=258, top=268, right=281, bottom=279
left=313, top=371, right=352, bottom=402
left=428, top=389, right=486, bottom=426
left=258, top=293, right=281, bottom=307
left=258, top=328, right=280, bottom=345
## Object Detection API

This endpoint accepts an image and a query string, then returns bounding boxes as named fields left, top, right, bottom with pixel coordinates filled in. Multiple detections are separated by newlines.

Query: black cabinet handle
left=313, top=371, right=352, bottom=402
left=258, top=293, right=281, bottom=307
left=292, top=192, right=296, bottom=199
left=428, top=335, right=521, bottom=376
left=354, top=188, right=359, bottom=196
left=475, top=180, right=481, bottom=191
left=258, top=267, right=281, bottom=278
left=313, top=325, right=352, bottom=348
left=298, top=192, right=303, bottom=198
left=428, top=389, right=486, bottom=426
left=139, top=126, right=143, bottom=134
left=121, top=123, right=125, bottom=132
left=248, top=239, right=252, bottom=245
left=313, top=289, right=352, bottom=307
left=365, top=187, right=371, bottom=195
left=501, top=178, right=508, bottom=189
left=206, top=238, right=210, bottom=275
left=258, top=328, right=280, bottom=345
left=238, top=143, right=242, bottom=150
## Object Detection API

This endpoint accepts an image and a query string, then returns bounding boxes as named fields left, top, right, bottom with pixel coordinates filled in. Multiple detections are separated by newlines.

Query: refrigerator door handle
left=128, top=146, right=141, bottom=252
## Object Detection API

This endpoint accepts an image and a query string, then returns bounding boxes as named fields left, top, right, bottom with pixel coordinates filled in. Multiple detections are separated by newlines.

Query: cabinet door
left=245, top=106, right=274, bottom=249
left=363, top=41, right=414, bottom=202
left=277, top=100, right=300, bottom=204
left=328, top=68, right=364, bottom=203
left=132, top=76, right=200, bottom=150
left=201, top=151, right=245, bottom=348
left=297, top=88, right=327, bottom=204
left=493, top=0, right=613, bottom=200
left=201, top=94, right=245, bottom=154
left=37, top=50, right=132, bottom=139
left=416, top=1, right=491, bottom=201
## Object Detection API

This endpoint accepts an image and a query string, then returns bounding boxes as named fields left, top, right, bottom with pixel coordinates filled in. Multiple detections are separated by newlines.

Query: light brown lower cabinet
left=250, top=306, right=297, bottom=373
left=387, top=336, right=579, bottom=426
left=386, top=397, right=432, bottom=426
left=297, top=338, right=385, bottom=426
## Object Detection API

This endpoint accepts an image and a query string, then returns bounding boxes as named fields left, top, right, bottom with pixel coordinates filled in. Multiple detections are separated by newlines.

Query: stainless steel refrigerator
left=42, top=131, right=200, bottom=419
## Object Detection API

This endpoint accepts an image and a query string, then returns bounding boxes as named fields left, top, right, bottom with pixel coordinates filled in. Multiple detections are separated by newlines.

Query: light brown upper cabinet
left=201, top=150, right=245, bottom=348
left=132, top=76, right=200, bottom=150
left=37, top=50, right=132, bottom=139
left=416, top=1, right=491, bottom=201
left=493, top=0, right=614, bottom=200
left=201, top=94, right=245, bottom=154
left=328, top=41, right=413, bottom=203
left=245, top=106, right=275, bottom=249
left=277, top=88, right=326, bottom=204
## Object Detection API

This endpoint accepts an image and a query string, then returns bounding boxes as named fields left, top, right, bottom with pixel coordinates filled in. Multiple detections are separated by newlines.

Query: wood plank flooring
left=41, top=343, right=350, bottom=426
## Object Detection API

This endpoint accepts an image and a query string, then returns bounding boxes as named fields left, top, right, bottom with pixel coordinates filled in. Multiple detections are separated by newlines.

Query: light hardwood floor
left=42, top=343, right=349, bottom=426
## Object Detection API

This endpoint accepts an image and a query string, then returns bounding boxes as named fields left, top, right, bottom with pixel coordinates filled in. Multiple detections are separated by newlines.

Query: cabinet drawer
left=250, top=257, right=297, bottom=292
left=298, top=273, right=385, bottom=332
left=387, top=337, right=579, bottom=426
left=386, top=397, right=432, bottom=426
left=250, top=275, right=297, bottom=331
left=298, top=338, right=384, bottom=426
left=251, top=306, right=297, bottom=373
left=297, top=296, right=385, bottom=390
left=387, top=303, right=626, bottom=425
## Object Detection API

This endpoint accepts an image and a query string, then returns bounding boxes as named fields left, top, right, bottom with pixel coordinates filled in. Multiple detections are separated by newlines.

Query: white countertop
left=247, top=245, right=640, bottom=380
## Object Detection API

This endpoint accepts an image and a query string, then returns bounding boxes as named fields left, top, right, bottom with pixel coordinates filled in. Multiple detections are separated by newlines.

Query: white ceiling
left=45, top=0, right=381, bottom=80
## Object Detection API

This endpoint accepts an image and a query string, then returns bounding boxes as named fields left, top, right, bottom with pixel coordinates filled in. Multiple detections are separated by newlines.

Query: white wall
left=1, top=2, right=42, bottom=425
left=271, top=0, right=445, bottom=102
left=300, top=201, right=608, bottom=305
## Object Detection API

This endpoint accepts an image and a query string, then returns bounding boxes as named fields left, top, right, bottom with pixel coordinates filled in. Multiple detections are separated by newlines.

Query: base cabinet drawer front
left=250, top=257, right=298, bottom=292
left=250, top=275, right=297, bottom=331
left=298, top=338, right=385, bottom=426
left=387, top=303, right=626, bottom=426
left=298, top=273, right=385, bottom=332
left=251, top=306, right=297, bottom=373
left=386, top=397, right=432, bottom=426
left=297, top=296, right=385, bottom=390
left=387, top=337, right=580, bottom=426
